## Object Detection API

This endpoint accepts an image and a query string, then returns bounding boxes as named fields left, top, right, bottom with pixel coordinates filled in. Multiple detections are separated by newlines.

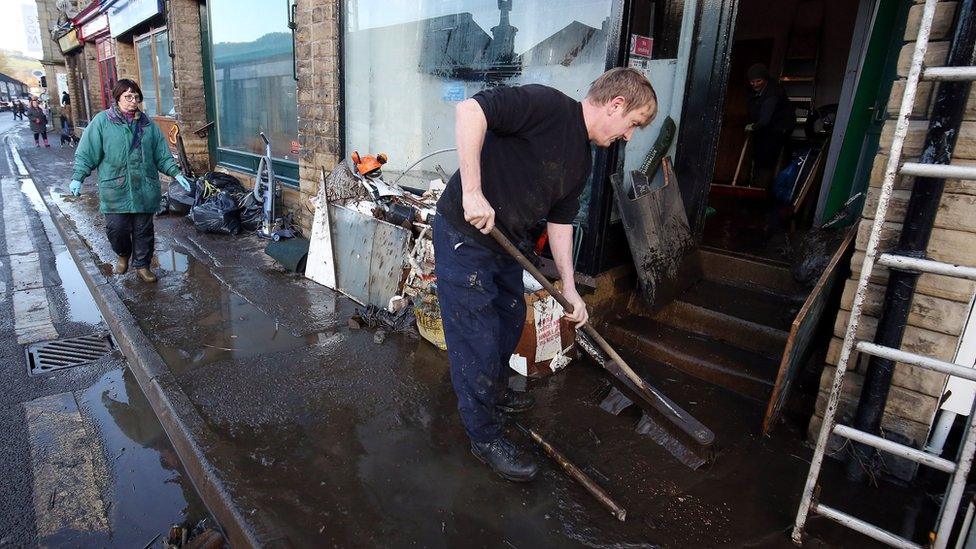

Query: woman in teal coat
left=69, top=79, right=192, bottom=283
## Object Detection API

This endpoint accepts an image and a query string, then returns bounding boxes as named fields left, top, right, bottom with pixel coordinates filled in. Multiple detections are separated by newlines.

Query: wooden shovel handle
left=488, top=227, right=650, bottom=393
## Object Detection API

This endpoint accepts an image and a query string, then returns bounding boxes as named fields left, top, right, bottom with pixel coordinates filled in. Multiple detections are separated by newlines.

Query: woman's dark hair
left=111, top=79, right=143, bottom=103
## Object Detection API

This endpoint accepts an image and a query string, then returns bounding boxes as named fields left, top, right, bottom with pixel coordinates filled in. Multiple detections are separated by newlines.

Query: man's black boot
left=470, top=437, right=539, bottom=482
left=496, top=390, right=535, bottom=413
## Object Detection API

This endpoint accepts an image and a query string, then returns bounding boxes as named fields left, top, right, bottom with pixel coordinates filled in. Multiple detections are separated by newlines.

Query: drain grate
left=26, top=333, right=116, bottom=375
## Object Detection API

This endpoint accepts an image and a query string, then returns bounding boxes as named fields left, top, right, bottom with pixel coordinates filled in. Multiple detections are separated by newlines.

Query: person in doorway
left=745, top=63, right=795, bottom=188
left=68, top=79, right=193, bottom=283
left=435, top=67, right=657, bottom=482
left=61, top=90, right=70, bottom=107
left=27, top=98, right=49, bottom=147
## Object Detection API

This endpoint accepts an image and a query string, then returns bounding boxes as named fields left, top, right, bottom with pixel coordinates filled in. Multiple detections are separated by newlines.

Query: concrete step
left=698, top=247, right=807, bottom=297
left=680, top=278, right=801, bottom=332
left=652, top=299, right=789, bottom=361
left=605, top=318, right=778, bottom=402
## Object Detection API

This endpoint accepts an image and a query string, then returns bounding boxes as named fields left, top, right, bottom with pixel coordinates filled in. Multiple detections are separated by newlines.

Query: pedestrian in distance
left=745, top=63, right=795, bottom=189
left=68, top=78, right=193, bottom=283
left=434, top=67, right=657, bottom=482
left=27, top=98, right=50, bottom=147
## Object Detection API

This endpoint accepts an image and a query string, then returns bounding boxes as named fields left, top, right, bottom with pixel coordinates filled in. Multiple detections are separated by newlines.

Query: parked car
left=0, top=100, right=11, bottom=112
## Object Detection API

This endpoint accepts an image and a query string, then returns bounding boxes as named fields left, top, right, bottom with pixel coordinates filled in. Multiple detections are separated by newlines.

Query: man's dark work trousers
left=105, top=213, right=155, bottom=268
left=433, top=217, right=526, bottom=443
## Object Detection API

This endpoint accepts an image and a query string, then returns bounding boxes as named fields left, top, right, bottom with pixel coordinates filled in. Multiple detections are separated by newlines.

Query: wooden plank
left=762, top=228, right=855, bottom=436
left=305, top=167, right=337, bottom=289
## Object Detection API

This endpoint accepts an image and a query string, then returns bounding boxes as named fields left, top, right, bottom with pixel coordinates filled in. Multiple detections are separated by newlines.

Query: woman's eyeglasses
left=120, top=94, right=141, bottom=103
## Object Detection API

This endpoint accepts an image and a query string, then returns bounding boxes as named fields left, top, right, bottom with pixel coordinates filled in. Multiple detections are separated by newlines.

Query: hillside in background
left=0, top=49, right=43, bottom=88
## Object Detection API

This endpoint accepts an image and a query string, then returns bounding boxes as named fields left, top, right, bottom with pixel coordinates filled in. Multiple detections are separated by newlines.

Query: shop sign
left=108, top=0, right=163, bottom=38
left=80, top=14, right=110, bottom=41
left=57, top=29, right=82, bottom=54
left=630, top=34, right=653, bottom=58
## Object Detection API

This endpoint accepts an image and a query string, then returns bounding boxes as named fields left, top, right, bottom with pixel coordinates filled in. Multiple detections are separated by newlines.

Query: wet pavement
left=0, top=122, right=210, bottom=546
left=10, top=120, right=947, bottom=547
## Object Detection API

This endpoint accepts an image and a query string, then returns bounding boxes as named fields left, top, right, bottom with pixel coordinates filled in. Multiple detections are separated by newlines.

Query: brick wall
left=168, top=0, right=210, bottom=174
left=294, top=0, right=342, bottom=232
left=810, top=0, right=976, bottom=478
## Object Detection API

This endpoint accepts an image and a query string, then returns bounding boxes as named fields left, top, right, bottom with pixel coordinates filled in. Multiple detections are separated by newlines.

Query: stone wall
left=810, top=0, right=976, bottom=478
left=81, top=42, right=103, bottom=116
left=114, top=40, right=138, bottom=82
left=293, top=0, right=342, bottom=232
left=34, top=0, right=68, bottom=122
left=168, top=0, right=210, bottom=174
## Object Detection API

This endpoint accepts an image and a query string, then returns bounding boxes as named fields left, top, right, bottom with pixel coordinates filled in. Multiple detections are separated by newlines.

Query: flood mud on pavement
left=18, top=140, right=941, bottom=548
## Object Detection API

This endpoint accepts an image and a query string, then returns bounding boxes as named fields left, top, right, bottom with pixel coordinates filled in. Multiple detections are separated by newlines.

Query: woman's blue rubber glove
left=175, top=174, right=192, bottom=192
left=69, top=180, right=82, bottom=196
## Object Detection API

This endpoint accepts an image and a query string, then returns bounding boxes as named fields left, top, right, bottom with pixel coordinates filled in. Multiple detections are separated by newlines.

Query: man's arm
left=547, top=222, right=588, bottom=327
left=455, top=98, right=495, bottom=234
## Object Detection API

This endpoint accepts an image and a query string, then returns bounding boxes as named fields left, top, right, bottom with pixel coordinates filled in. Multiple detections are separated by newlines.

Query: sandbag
left=190, top=191, right=241, bottom=235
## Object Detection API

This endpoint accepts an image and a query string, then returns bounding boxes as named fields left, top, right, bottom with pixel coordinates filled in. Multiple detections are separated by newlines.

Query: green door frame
left=818, top=0, right=912, bottom=223
left=197, top=0, right=300, bottom=186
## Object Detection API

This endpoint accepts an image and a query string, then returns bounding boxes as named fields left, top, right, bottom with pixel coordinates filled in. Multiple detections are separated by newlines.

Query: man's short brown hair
left=586, top=67, right=658, bottom=116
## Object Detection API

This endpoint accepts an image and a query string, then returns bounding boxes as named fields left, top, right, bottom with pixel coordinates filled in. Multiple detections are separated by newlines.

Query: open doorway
left=702, top=0, right=862, bottom=264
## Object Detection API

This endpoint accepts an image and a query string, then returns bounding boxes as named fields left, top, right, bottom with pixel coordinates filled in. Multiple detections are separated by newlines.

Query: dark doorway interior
left=702, top=0, right=860, bottom=264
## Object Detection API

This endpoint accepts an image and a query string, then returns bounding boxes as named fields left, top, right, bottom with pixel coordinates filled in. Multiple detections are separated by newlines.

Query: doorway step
left=605, top=248, right=807, bottom=401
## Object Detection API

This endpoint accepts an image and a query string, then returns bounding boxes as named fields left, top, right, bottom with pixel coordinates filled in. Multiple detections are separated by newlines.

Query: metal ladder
left=792, top=1, right=976, bottom=547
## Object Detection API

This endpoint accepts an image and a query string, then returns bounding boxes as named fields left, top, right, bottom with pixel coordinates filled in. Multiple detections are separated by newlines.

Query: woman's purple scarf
left=106, top=104, right=150, bottom=151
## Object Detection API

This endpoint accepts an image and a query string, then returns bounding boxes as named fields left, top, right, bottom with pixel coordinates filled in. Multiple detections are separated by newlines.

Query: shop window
left=207, top=0, right=298, bottom=163
left=135, top=29, right=176, bottom=117
left=342, top=0, right=615, bottom=189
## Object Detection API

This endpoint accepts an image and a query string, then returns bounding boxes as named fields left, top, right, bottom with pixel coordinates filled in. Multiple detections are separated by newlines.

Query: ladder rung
left=900, top=161, right=976, bottom=180
left=813, top=503, right=922, bottom=549
left=833, top=423, right=957, bottom=473
left=857, top=340, right=976, bottom=382
left=877, top=253, right=976, bottom=281
left=922, top=66, right=976, bottom=81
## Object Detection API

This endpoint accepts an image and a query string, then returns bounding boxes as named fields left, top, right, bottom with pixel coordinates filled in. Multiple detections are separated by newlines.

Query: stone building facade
left=33, top=0, right=69, bottom=123
left=810, top=0, right=976, bottom=476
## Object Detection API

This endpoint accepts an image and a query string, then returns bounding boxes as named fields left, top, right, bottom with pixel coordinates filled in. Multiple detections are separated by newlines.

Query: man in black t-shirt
left=435, top=68, right=657, bottom=482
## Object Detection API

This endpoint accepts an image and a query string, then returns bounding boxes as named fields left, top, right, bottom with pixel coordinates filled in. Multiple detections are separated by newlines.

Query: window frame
left=133, top=26, right=174, bottom=119
left=199, top=0, right=299, bottom=186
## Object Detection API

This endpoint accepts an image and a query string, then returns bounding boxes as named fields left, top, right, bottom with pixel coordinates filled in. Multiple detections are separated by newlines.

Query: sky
left=0, top=0, right=43, bottom=59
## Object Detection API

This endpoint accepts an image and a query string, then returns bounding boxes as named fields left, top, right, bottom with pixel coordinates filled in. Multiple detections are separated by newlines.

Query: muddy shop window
left=135, top=29, right=175, bottom=118
left=342, top=0, right=614, bottom=189
left=208, top=0, right=298, bottom=160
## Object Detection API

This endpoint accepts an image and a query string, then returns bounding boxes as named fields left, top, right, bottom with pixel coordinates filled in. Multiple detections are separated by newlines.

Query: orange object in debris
left=351, top=151, right=388, bottom=176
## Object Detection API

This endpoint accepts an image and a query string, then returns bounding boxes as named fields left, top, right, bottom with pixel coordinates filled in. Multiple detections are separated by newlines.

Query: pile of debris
left=304, top=151, right=575, bottom=375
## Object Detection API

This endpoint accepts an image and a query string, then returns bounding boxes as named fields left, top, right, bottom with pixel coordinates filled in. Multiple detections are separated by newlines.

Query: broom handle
left=488, top=227, right=649, bottom=392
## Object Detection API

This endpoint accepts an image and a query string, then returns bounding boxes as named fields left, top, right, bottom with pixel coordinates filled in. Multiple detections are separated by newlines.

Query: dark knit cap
left=747, top=63, right=770, bottom=81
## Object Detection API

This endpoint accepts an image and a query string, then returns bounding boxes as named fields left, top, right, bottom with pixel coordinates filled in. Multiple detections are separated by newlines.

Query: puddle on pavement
left=19, top=178, right=48, bottom=215
left=55, top=249, right=105, bottom=326
left=157, top=249, right=189, bottom=273
left=155, top=291, right=320, bottom=374
left=76, top=367, right=209, bottom=545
